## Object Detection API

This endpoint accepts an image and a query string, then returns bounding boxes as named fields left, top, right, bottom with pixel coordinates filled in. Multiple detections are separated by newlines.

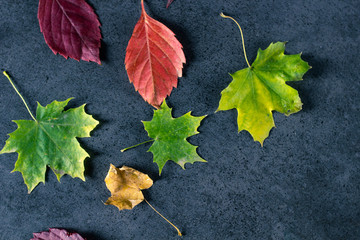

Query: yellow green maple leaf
left=217, top=14, right=310, bottom=145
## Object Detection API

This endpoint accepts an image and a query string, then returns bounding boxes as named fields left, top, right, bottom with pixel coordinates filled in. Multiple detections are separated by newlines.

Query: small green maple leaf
left=1, top=72, right=98, bottom=193
left=142, top=101, right=206, bottom=174
left=217, top=14, right=310, bottom=145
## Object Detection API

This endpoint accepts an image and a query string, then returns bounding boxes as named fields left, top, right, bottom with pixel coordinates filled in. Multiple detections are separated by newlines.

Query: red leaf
left=125, top=0, right=186, bottom=108
left=31, top=228, right=85, bottom=240
left=166, top=0, right=175, bottom=8
left=38, top=0, right=101, bottom=64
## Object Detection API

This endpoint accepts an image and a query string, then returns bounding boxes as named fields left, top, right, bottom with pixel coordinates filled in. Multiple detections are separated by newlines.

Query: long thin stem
left=144, top=198, right=182, bottom=236
left=121, top=139, right=154, bottom=152
left=220, top=13, right=251, bottom=68
left=3, top=71, right=37, bottom=121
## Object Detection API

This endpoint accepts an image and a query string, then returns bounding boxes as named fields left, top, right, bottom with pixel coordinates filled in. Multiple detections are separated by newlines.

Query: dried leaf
left=104, top=164, right=182, bottom=236
left=104, top=164, right=153, bottom=210
left=125, top=0, right=185, bottom=108
left=38, top=0, right=102, bottom=64
left=31, top=228, right=85, bottom=240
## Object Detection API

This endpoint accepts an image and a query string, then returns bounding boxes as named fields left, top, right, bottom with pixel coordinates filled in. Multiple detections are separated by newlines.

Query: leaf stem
left=141, top=0, right=145, bottom=12
left=220, top=13, right=251, bottom=68
left=3, top=71, right=37, bottom=121
left=144, top=198, right=182, bottom=236
left=121, top=140, right=154, bottom=152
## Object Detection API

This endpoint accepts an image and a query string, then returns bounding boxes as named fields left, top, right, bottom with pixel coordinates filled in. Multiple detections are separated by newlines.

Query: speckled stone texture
left=0, top=0, right=359, bottom=239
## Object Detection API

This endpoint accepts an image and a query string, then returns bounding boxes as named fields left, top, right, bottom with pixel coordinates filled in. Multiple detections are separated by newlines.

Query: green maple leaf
left=1, top=97, right=99, bottom=193
left=217, top=14, right=310, bottom=145
left=217, top=42, right=310, bottom=145
left=142, top=101, right=206, bottom=174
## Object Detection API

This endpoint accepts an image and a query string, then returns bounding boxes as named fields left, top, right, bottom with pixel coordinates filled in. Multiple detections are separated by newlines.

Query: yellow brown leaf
left=104, top=164, right=153, bottom=210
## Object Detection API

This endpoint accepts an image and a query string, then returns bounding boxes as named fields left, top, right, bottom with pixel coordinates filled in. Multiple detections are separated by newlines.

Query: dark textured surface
left=0, top=0, right=359, bottom=239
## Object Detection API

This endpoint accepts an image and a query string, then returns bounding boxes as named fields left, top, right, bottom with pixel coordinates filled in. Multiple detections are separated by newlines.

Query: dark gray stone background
left=0, top=0, right=359, bottom=239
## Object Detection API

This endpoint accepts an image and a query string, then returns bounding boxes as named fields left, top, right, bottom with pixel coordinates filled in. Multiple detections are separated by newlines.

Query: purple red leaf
left=38, top=0, right=102, bottom=64
left=31, top=228, right=85, bottom=240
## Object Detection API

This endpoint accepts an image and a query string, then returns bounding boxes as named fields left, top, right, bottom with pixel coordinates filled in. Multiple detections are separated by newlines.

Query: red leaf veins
left=125, top=0, right=186, bottom=108
left=38, top=0, right=102, bottom=64
left=31, top=228, right=85, bottom=240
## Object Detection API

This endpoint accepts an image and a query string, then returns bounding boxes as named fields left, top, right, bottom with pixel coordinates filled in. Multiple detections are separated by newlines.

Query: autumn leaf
left=217, top=14, right=310, bottom=145
left=122, top=101, right=206, bottom=174
left=125, top=0, right=186, bottom=108
left=31, top=228, right=85, bottom=240
left=1, top=72, right=99, bottom=193
left=104, top=164, right=153, bottom=210
left=38, top=0, right=102, bottom=64
left=166, top=0, right=175, bottom=8
left=104, top=164, right=182, bottom=236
